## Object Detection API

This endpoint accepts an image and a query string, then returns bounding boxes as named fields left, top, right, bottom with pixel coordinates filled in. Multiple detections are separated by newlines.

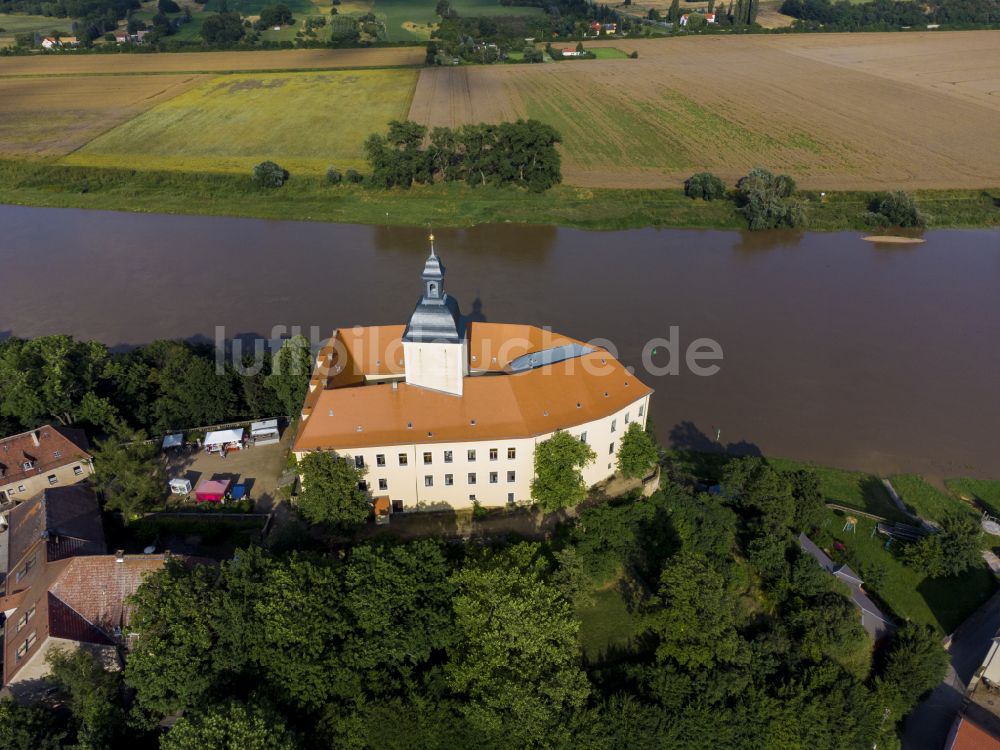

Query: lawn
left=948, top=479, right=1000, bottom=518
left=590, top=47, right=629, bottom=59
left=375, top=0, right=543, bottom=41
left=816, top=509, right=997, bottom=634
left=0, top=12, right=73, bottom=46
left=889, top=474, right=977, bottom=525
left=62, top=69, right=419, bottom=176
left=576, top=581, right=637, bottom=662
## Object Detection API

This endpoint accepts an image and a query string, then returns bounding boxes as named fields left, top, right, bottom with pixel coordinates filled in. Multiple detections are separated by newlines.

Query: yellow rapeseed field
left=62, top=68, right=419, bottom=175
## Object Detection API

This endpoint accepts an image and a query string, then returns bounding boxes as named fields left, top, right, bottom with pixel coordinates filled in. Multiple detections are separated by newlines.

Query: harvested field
left=409, top=32, right=1000, bottom=190
left=0, top=74, right=204, bottom=158
left=63, top=69, right=419, bottom=175
left=0, top=46, right=425, bottom=77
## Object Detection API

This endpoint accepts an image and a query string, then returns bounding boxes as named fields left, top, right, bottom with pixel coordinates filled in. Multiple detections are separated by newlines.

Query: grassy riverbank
left=1, top=160, right=998, bottom=231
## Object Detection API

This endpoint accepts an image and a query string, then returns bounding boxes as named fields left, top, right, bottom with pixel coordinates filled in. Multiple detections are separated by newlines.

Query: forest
left=0, top=450, right=948, bottom=749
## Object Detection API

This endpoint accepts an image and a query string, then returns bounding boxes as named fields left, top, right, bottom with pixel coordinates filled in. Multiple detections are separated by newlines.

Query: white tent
left=250, top=420, right=280, bottom=446
left=204, top=428, right=244, bottom=448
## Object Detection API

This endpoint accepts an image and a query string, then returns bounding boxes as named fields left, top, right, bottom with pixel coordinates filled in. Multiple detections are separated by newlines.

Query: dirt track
left=409, top=32, right=1000, bottom=190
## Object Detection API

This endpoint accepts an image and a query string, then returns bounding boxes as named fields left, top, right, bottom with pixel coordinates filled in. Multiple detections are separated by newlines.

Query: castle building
left=293, top=241, right=653, bottom=512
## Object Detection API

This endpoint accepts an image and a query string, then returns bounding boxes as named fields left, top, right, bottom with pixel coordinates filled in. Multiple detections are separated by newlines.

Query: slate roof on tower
left=402, top=239, right=464, bottom=344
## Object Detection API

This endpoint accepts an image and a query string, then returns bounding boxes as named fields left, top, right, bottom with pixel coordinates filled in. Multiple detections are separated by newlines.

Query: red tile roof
left=7, top=485, right=105, bottom=574
left=0, top=425, right=91, bottom=490
left=948, top=717, right=1000, bottom=750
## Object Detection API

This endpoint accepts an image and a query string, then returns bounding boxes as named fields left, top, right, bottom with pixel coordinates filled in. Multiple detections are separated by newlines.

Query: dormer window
left=22, top=461, right=32, bottom=471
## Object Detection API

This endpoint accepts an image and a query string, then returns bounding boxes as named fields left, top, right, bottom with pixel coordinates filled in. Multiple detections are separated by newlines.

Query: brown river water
left=1, top=206, right=998, bottom=480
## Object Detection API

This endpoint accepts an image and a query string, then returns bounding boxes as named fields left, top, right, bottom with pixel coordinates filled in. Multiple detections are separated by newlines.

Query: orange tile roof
left=295, top=322, right=651, bottom=451
left=949, top=717, right=1000, bottom=750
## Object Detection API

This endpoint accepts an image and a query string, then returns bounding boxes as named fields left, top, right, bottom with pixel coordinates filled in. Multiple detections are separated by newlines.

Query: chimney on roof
left=115, top=550, right=125, bottom=563
left=30, top=431, right=40, bottom=448
left=392, top=381, right=398, bottom=391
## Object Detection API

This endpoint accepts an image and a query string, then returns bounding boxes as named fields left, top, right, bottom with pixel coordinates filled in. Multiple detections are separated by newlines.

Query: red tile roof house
left=0, top=425, right=94, bottom=506
left=0, top=485, right=181, bottom=696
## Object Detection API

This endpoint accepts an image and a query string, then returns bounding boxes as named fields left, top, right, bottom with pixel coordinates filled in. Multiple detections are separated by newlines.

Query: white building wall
left=403, top=340, right=467, bottom=396
left=303, top=392, right=652, bottom=512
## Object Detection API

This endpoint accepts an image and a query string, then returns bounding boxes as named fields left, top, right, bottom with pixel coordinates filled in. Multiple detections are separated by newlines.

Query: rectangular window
left=47, top=474, right=58, bottom=485
left=15, top=613, right=27, bottom=633
left=611, top=419, right=617, bottom=433
left=17, top=485, right=25, bottom=493
left=354, top=455, right=365, bottom=469
left=52, top=450, right=61, bottom=459
left=444, top=450, right=453, bottom=464
left=489, top=472, right=498, bottom=484
left=423, top=452, right=433, bottom=465
left=378, top=478, right=388, bottom=491
left=15, top=641, right=27, bottom=662
left=467, top=449, right=476, bottom=462
left=580, top=431, right=587, bottom=444
left=625, top=412, right=631, bottom=424
left=376, top=454, right=386, bottom=467
left=73, top=465, right=83, bottom=476
left=507, top=448, right=516, bottom=460
left=508, top=492, right=515, bottom=503
left=392, top=499, right=404, bottom=513
left=15, top=555, right=36, bottom=583
left=507, top=471, right=516, bottom=483
left=21, top=461, right=31, bottom=471
left=424, top=475, right=433, bottom=488
left=445, top=474, right=454, bottom=486
left=469, top=494, right=476, bottom=502
left=609, top=443, right=614, bottom=455
left=489, top=448, right=498, bottom=461
left=398, top=453, right=408, bottom=466
left=357, top=481, right=368, bottom=492
left=639, top=403, right=645, bottom=417
left=468, top=473, right=477, bottom=485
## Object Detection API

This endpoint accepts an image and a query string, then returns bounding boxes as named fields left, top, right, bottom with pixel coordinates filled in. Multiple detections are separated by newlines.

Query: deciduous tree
left=296, top=450, right=370, bottom=529
left=531, top=430, right=596, bottom=511
left=616, top=422, right=658, bottom=479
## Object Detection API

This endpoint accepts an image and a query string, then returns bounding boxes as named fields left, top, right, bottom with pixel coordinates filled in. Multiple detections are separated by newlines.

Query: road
left=902, top=589, right=1000, bottom=749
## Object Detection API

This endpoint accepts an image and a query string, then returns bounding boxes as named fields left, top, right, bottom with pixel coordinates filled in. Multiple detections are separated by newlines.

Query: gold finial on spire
left=429, top=232, right=436, bottom=257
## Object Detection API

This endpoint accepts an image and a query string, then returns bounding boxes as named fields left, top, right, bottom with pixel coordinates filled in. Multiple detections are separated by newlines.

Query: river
left=2, top=205, right=998, bottom=480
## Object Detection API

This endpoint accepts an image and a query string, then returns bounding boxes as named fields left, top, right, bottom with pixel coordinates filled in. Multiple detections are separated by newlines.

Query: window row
left=357, top=447, right=518, bottom=469
left=15, top=630, right=36, bottom=662
left=404, top=471, right=517, bottom=489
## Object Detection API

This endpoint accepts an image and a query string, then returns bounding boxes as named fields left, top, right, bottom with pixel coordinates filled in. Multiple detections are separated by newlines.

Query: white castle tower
left=402, top=236, right=468, bottom=396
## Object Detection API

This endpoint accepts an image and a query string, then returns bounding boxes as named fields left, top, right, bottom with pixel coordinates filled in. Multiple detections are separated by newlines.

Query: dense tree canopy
left=365, top=119, right=562, bottom=192
left=616, top=422, right=659, bottom=479
left=531, top=430, right=596, bottom=511
left=296, top=451, right=370, bottom=529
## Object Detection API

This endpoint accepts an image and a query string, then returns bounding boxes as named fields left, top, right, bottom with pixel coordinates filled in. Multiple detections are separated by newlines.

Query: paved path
left=902, top=589, right=1000, bottom=749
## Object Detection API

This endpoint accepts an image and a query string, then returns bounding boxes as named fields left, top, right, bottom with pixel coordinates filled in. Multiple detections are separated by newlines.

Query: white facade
left=403, top=339, right=468, bottom=397
left=313, top=392, right=651, bottom=511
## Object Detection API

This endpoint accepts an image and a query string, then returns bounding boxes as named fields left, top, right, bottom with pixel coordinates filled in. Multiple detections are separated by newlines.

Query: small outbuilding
left=250, top=420, right=280, bottom=446
left=169, top=478, right=192, bottom=495
left=194, top=478, right=231, bottom=503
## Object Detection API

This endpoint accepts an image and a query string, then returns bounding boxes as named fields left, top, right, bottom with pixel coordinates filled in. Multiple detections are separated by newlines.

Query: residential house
left=0, top=486, right=182, bottom=694
left=41, top=36, right=78, bottom=49
left=0, top=426, right=93, bottom=506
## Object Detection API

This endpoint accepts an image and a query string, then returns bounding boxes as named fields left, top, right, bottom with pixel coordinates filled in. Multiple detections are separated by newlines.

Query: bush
left=735, top=167, right=805, bottom=230
left=252, top=161, right=289, bottom=188
left=865, top=191, right=924, bottom=228
left=325, top=167, right=342, bottom=185
left=684, top=171, right=725, bottom=201
left=629, top=50, right=639, bottom=58
left=345, top=168, right=363, bottom=184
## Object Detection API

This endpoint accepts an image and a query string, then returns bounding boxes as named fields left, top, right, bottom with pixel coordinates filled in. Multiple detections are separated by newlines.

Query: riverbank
left=1, top=161, right=999, bottom=231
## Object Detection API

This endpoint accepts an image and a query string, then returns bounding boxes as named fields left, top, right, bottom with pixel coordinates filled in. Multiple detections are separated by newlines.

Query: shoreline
left=1, top=161, right=998, bottom=232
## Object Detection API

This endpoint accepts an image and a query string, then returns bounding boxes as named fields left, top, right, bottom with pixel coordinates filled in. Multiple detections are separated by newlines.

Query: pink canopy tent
left=194, top=478, right=231, bottom=503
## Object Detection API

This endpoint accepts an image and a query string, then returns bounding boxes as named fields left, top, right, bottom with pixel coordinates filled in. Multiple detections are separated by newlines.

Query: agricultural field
left=408, top=31, right=1000, bottom=190
left=0, top=74, right=205, bottom=158
left=0, top=45, right=424, bottom=75
left=62, top=68, right=419, bottom=175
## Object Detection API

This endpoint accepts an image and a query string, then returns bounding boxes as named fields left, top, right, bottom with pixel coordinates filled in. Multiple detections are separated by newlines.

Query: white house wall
left=299, top=392, right=651, bottom=511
